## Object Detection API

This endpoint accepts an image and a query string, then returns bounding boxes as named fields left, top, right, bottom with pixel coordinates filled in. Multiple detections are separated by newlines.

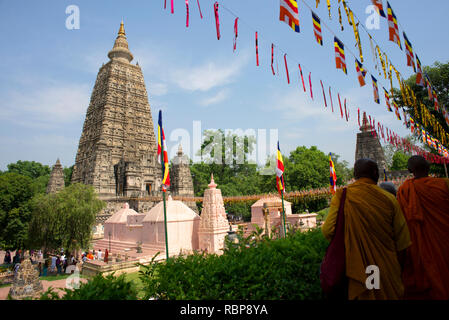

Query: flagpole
left=281, top=191, right=287, bottom=238
left=159, top=113, right=169, bottom=261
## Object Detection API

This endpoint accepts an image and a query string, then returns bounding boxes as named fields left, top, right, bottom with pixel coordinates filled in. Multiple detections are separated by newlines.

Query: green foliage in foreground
left=39, top=273, right=138, bottom=300
left=139, top=229, right=328, bottom=300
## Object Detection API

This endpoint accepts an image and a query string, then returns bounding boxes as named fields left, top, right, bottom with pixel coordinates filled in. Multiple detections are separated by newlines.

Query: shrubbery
left=139, top=229, right=328, bottom=300
left=39, top=273, right=138, bottom=300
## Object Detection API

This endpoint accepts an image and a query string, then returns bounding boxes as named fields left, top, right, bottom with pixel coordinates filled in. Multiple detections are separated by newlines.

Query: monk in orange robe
left=397, top=155, right=449, bottom=300
left=323, top=159, right=411, bottom=300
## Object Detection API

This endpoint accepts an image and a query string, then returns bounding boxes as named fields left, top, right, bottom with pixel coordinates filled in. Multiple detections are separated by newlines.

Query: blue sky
left=1, top=0, right=448, bottom=170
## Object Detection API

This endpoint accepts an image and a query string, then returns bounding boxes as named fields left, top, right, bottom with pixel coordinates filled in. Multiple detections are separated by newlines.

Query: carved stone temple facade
left=198, top=175, right=230, bottom=254
left=169, top=144, right=198, bottom=213
left=355, top=112, right=387, bottom=174
left=71, top=22, right=195, bottom=224
left=46, top=159, right=65, bottom=194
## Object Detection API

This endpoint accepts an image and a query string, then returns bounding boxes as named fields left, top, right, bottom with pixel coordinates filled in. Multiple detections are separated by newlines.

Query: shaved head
left=354, top=159, right=379, bottom=183
left=408, top=155, right=430, bottom=178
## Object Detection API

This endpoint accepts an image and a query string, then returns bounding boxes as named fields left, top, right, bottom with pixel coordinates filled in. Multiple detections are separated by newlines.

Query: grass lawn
left=123, top=270, right=146, bottom=299
left=316, top=207, right=330, bottom=221
left=40, top=274, right=88, bottom=281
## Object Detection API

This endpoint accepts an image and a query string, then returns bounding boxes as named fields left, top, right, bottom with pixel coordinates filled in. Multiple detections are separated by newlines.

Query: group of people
left=322, top=155, right=449, bottom=300
left=81, top=249, right=109, bottom=263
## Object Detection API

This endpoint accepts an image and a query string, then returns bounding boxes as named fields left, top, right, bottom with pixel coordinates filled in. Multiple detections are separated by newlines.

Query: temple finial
left=208, top=174, right=217, bottom=189
left=118, top=20, right=126, bottom=36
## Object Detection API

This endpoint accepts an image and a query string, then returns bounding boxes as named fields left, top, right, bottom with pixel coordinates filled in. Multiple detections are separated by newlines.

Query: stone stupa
left=355, top=112, right=387, bottom=174
left=46, top=159, right=65, bottom=194
left=198, top=174, right=230, bottom=254
left=8, top=254, right=43, bottom=300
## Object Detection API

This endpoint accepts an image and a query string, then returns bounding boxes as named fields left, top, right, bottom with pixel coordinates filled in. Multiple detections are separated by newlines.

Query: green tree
left=6, top=160, right=50, bottom=179
left=0, top=173, right=35, bottom=249
left=28, top=183, right=105, bottom=254
left=391, top=151, right=409, bottom=171
left=64, top=165, right=74, bottom=187
left=191, top=129, right=260, bottom=197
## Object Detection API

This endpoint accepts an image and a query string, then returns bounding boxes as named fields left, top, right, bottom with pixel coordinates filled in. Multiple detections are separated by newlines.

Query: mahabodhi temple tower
left=355, top=112, right=387, bottom=174
left=72, top=22, right=162, bottom=213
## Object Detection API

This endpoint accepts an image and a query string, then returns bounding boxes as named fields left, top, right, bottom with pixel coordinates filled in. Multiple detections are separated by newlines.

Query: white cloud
left=133, top=44, right=250, bottom=93
left=148, top=82, right=168, bottom=96
left=0, top=81, right=90, bottom=126
left=199, top=89, right=230, bottom=107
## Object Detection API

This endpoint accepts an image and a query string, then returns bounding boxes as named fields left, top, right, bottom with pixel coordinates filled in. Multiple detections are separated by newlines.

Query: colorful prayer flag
left=387, top=2, right=402, bottom=49
left=157, top=110, right=171, bottom=191
left=416, top=55, right=424, bottom=87
left=298, top=64, right=306, bottom=92
left=403, top=32, right=416, bottom=71
left=393, top=101, right=401, bottom=120
left=329, top=153, right=337, bottom=194
left=280, top=0, right=300, bottom=33
left=355, top=59, right=367, bottom=87
left=312, top=11, right=323, bottom=46
left=276, top=142, right=285, bottom=195
left=372, top=75, right=380, bottom=104
left=372, top=0, right=386, bottom=18
left=334, top=37, right=347, bottom=74
left=433, top=90, right=440, bottom=111
left=384, top=87, right=392, bottom=112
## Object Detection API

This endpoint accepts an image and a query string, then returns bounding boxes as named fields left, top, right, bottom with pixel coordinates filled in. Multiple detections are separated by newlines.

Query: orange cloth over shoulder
left=397, top=177, right=449, bottom=300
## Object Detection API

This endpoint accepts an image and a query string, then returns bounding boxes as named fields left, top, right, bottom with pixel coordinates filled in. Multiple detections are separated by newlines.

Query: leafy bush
left=139, top=229, right=328, bottom=300
left=39, top=273, right=138, bottom=300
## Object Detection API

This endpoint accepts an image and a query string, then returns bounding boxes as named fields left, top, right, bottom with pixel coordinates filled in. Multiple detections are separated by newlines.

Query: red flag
left=329, top=87, right=334, bottom=113
left=344, top=98, right=348, bottom=122
left=197, top=0, right=203, bottom=19
left=284, top=54, right=290, bottom=83
left=320, top=80, right=327, bottom=108
left=186, top=0, right=190, bottom=27
left=214, top=2, right=220, bottom=40
left=298, top=64, right=306, bottom=92
left=255, top=32, right=259, bottom=66
left=171, top=0, right=174, bottom=14
left=271, top=44, right=275, bottom=75
left=338, top=93, right=343, bottom=119
left=358, top=108, right=360, bottom=126
left=233, top=18, right=238, bottom=52
left=309, top=72, right=313, bottom=100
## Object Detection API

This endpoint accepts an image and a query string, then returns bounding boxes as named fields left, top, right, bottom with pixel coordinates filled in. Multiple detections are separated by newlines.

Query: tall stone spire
left=46, top=159, right=65, bottom=194
left=198, top=174, right=229, bottom=254
left=355, top=112, right=387, bottom=174
left=72, top=22, right=159, bottom=206
left=108, top=20, right=133, bottom=63
left=170, top=144, right=197, bottom=213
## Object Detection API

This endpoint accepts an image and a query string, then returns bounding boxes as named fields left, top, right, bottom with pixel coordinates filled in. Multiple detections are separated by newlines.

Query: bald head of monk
left=354, top=159, right=379, bottom=183
left=408, top=155, right=430, bottom=179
